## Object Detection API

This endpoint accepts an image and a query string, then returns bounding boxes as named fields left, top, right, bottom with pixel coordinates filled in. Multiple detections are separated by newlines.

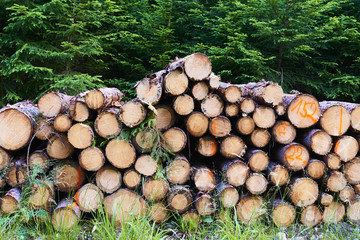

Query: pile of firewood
left=0, top=53, right=360, bottom=231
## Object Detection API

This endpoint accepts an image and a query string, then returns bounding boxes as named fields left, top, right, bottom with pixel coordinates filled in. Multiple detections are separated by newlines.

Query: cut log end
left=201, top=94, right=224, bottom=118
left=143, top=178, right=169, bottom=202
left=68, top=123, right=94, bottom=149
left=300, top=205, right=322, bottom=227
left=197, top=136, right=218, bottom=157
left=195, top=194, right=216, bottom=216
left=192, top=82, right=209, bottom=101
left=85, top=88, right=123, bottom=110
left=105, top=139, right=136, bottom=169
left=240, top=98, right=256, bottom=114
left=247, top=150, right=269, bottom=172
left=322, top=201, right=345, bottom=223
left=344, top=157, right=360, bottom=185
left=286, top=94, right=321, bottom=128
left=220, top=135, right=246, bottom=159
left=186, top=112, right=208, bottom=137
left=162, top=127, right=187, bottom=153
left=155, top=105, right=176, bottom=131
left=173, top=94, right=194, bottom=116
left=79, top=147, right=105, bottom=171
left=219, top=185, right=239, bottom=208
left=184, top=53, right=212, bottom=81
left=168, top=186, right=192, bottom=213
left=236, top=196, right=266, bottom=225
left=75, top=183, right=104, bottom=212
left=119, top=101, right=146, bottom=128
left=246, top=173, right=268, bottom=195
left=193, top=167, right=216, bottom=192
left=135, top=155, right=158, bottom=176
left=327, top=171, right=347, bottom=193
left=268, top=164, right=289, bottom=186
left=69, top=101, right=90, bottom=122
left=307, top=160, right=326, bottom=179
left=54, top=114, right=72, bottom=132
left=250, top=128, right=271, bottom=148
left=271, top=201, right=296, bottom=227
left=236, top=116, right=255, bottom=135
left=253, top=107, right=276, bottom=129
left=224, top=160, right=250, bottom=187
left=324, top=153, right=341, bottom=170
left=272, top=121, right=296, bottom=145
left=321, top=193, right=333, bottom=206
left=166, top=156, right=191, bottom=185
left=290, top=178, right=318, bottom=207
left=280, top=143, right=310, bottom=171
left=52, top=198, right=80, bottom=231
left=136, top=78, right=162, bottom=105
left=334, top=135, right=359, bottom=162
left=96, top=165, right=122, bottom=194
left=94, top=109, right=122, bottom=139
left=320, top=105, right=350, bottom=136
left=149, top=202, right=168, bottom=223
left=209, top=116, right=231, bottom=138
left=224, top=104, right=239, bottom=117
left=38, top=92, right=71, bottom=117
left=165, top=70, right=189, bottom=96
left=123, top=169, right=141, bottom=189
left=47, top=134, right=74, bottom=160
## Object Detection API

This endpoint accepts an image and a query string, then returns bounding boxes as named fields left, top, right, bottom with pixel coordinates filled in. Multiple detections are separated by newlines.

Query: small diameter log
left=351, top=105, right=360, bottom=132
left=123, top=169, right=141, bottom=189
left=84, top=88, right=123, bottom=110
left=54, top=114, right=72, bottom=132
left=149, top=202, right=168, bottom=223
left=250, top=128, right=271, bottom=148
left=306, top=159, right=326, bottom=179
left=105, top=139, right=136, bottom=169
left=69, top=99, right=90, bottom=122
left=182, top=210, right=201, bottom=232
left=201, top=94, right=224, bottom=118
left=143, top=178, right=169, bottom=202
left=321, top=193, right=333, bottom=206
left=164, top=70, right=189, bottom=96
left=47, top=134, right=74, bottom=160
left=168, top=186, right=192, bottom=213
left=208, top=72, right=221, bottom=89
left=236, top=116, right=255, bottom=135
left=209, top=116, right=231, bottom=138
left=301, top=129, right=332, bottom=156
left=79, top=147, right=105, bottom=171
left=193, top=167, right=216, bottom=192
left=327, top=171, right=347, bottom=192
left=223, top=160, right=250, bottom=187
left=162, top=127, right=187, bottom=153
left=347, top=198, right=360, bottom=223
left=240, top=98, right=256, bottom=114
left=0, top=147, right=10, bottom=170
left=220, top=135, right=247, bottom=159
left=322, top=201, right=345, bottom=223
left=334, top=135, right=359, bottom=162
left=166, top=155, right=191, bottom=185
left=195, top=193, right=216, bottom=216
left=355, top=185, right=360, bottom=194
left=119, top=101, right=146, bottom=128
left=339, top=186, right=355, bottom=203
left=224, top=104, right=239, bottom=117
left=155, top=105, right=176, bottom=131
left=275, top=104, right=287, bottom=116
left=96, top=165, right=122, bottom=194
left=67, top=123, right=94, bottom=149
left=104, top=189, right=148, bottom=227
left=218, top=184, right=239, bottom=208
left=1, top=188, right=21, bottom=214
left=132, top=128, right=155, bottom=153
left=192, top=82, right=209, bottom=101
left=53, top=161, right=85, bottom=193
left=75, top=183, right=104, bottom=212
left=6, top=160, right=27, bottom=187
left=344, top=157, right=360, bottom=185
left=239, top=80, right=284, bottom=106
left=173, top=94, right=194, bottom=116
left=52, top=198, right=81, bottom=231
left=271, top=201, right=296, bottom=227
left=179, top=53, right=212, bottom=81
left=186, top=112, right=209, bottom=137
left=290, top=178, right=319, bottom=207
left=94, top=108, right=122, bottom=139
left=29, top=180, right=54, bottom=209
left=34, top=118, right=54, bottom=141
left=136, top=75, right=163, bottom=105
left=218, top=83, right=242, bottom=103
left=0, top=101, right=39, bottom=151
left=253, top=107, right=276, bottom=129
left=277, top=143, right=310, bottom=171
left=246, top=149, right=269, bottom=172
left=300, top=205, right=322, bottom=227
left=246, top=173, right=268, bottom=195
left=272, top=121, right=296, bottom=145
left=284, top=94, right=321, bottom=128
left=134, top=155, right=158, bottom=176
left=324, top=153, right=341, bottom=170
left=196, top=136, right=218, bottom=157
left=38, top=92, right=72, bottom=117
left=268, top=163, right=290, bottom=186
left=236, top=195, right=266, bottom=225
left=320, top=103, right=351, bottom=136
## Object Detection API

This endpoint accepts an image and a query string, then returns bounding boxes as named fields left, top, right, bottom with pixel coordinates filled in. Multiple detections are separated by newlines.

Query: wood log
left=105, top=139, right=136, bottom=169
left=0, top=147, right=10, bottom=170
left=275, top=104, right=287, bottom=116
left=164, top=70, right=189, bottom=96
left=246, top=173, right=268, bottom=195
left=78, top=147, right=105, bottom=171
left=149, top=202, right=168, bottom=223
left=193, top=167, right=216, bottom=192
left=52, top=198, right=81, bottom=231
left=84, top=88, right=123, bottom=110
left=53, top=161, right=85, bottom=193
left=173, top=94, right=194, bottom=116
left=300, top=205, right=322, bottom=227
left=347, top=198, right=360, bottom=223
left=167, top=186, right=192, bottom=213
left=201, top=94, right=224, bottom=118
left=123, top=169, right=141, bottom=189
left=29, top=180, right=54, bottom=209
left=271, top=200, right=296, bottom=227
left=245, top=149, right=269, bottom=172
left=186, top=112, right=209, bottom=137
left=94, top=108, right=122, bottom=139
left=155, top=105, right=176, bottom=131
left=339, top=186, right=355, bottom=203
left=301, top=129, right=332, bottom=156
left=253, top=106, right=276, bottom=128
left=29, top=150, right=49, bottom=170
left=119, top=101, right=146, bottom=128
left=220, top=135, right=247, bottom=159
left=250, top=128, right=271, bottom=148
left=53, top=114, right=72, bottom=132
left=162, top=127, right=187, bottom=153
left=320, top=103, right=351, bottom=136
left=143, top=178, right=169, bottom=202
left=321, top=193, right=333, bottom=206
left=306, top=159, right=326, bottom=179
left=38, top=92, right=72, bottom=117
left=46, top=133, right=74, bottom=160
left=134, top=154, right=158, bottom=176
left=355, top=184, right=360, bottom=194
left=218, top=184, right=239, bottom=208
left=166, top=155, right=191, bottom=185
left=34, top=117, right=54, bottom=141
left=272, top=120, right=296, bottom=145
left=240, top=98, right=256, bottom=114
left=69, top=99, right=90, bottom=122
left=75, top=183, right=104, bottom=212
left=132, top=128, right=155, bottom=153
left=195, top=193, right=216, bottom=216
left=268, top=163, right=290, bottom=186
left=182, top=210, right=201, bottom=232
left=104, top=189, right=147, bottom=227
left=224, top=103, right=239, bottom=117
left=191, top=81, right=209, bottom=101
left=96, top=165, right=122, bottom=194
left=209, top=116, right=231, bottom=138
left=236, top=195, right=266, bottom=225
left=344, top=157, right=360, bottom=185
left=196, top=136, right=218, bottom=157
left=290, top=178, right=318, bottom=207
left=222, top=160, right=250, bottom=187
left=218, top=83, right=242, bottom=103
left=276, top=143, right=310, bottom=171
left=208, top=72, right=221, bottom=89
left=239, top=80, right=284, bottom=106
left=334, top=135, right=359, bottom=162
left=351, top=105, right=360, bottom=132
left=0, top=101, right=39, bottom=150
left=327, top=171, right=347, bottom=193
left=322, top=201, right=345, bottom=223
left=136, top=73, right=164, bottom=105
left=67, top=123, right=94, bottom=149
left=236, top=116, right=255, bottom=135
left=6, top=159, right=27, bottom=187
left=324, top=152, right=342, bottom=170
left=1, top=188, right=21, bottom=214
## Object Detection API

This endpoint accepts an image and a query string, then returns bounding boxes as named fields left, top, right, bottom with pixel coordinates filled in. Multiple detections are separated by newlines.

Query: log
left=119, top=101, right=146, bottom=128
left=155, top=105, right=176, bottom=131
left=355, top=184, right=360, bottom=194
left=339, top=186, right=355, bottom=203
left=132, top=128, right=155, bottom=153
left=209, top=116, right=231, bottom=138
left=149, top=202, right=168, bottom=223
left=46, top=133, right=74, bottom=160
left=6, top=159, right=27, bottom=187
left=84, top=88, right=123, bottom=110
left=275, top=104, right=287, bottom=116
left=218, top=83, right=242, bottom=103
left=320, top=104, right=351, bottom=136
left=290, top=178, right=318, bottom=207
left=196, top=136, right=218, bottom=157
left=276, top=143, right=310, bottom=171
left=75, top=183, right=104, bottom=212
left=173, top=94, right=194, bottom=116
left=136, top=73, right=164, bottom=105
left=0, top=147, right=10, bottom=170
left=321, top=193, right=333, bottom=206
left=268, top=163, right=290, bottom=186
left=222, top=160, right=250, bottom=187
left=250, top=128, right=271, bottom=148
left=240, top=98, right=256, bottom=114
left=344, top=157, right=360, bottom=185
left=123, top=169, right=141, bottom=189
left=245, top=149, right=269, bottom=172
left=246, top=173, right=268, bottom=195
left=96, top=165, right=122, bottom=194
left=306, top=159, right=326, bottom=179
left=350, top=105, right=360, bottom=132
left=334, top=135, right=359, bottom=162
left=236, top=116, right=255, bottom=135
left=52, top=198, right=81, bottom=231
left=1, top=188, right=21, bottom=214
left=300, top=205, right=322, bottom=227
left=193, top=166, right=216, bottom=192
left=105, top=139, right=136, bottom=169
left=78, top=147, right=105, bottom=171
left=236, top=195, right=266, bottom=225
left=67, top=123, right=94, bottom=149
left=186, top=112, right=209, bottom=137
left=324, top=152, right=341, bottom=170
left=143, top=178, right=169, bottom=202
left=347, top=198, right=360, bottom=223
left=164, top=70, right=189, bottom=96
left=327, top=171, right=347, bottom=192
left=34, top=117, right=54, bottom=141
left=53, top=161, right=85, bottom=193
left=94, top=108, right=122, bottom=139
left=201, top=94, right=224, bottom=118
left=195, top=193, right=216, bottom=216
left=69, top=99, right=91, bottom=122
left=167, top=186, right=192, bottom=213
left=208, top=72, right=221, bottom=89
left=38, top=92, right=72, bottom=117
left=166, top=155, right=191, bottom=185
left=252, top=106, right=276, bottom=128
left=53, top=114, right=72, bottom=132
left=271, top=201, right=296, bottom=227
left=218, top=184, right=239, bottom=208
left=134, top=154, right=158, bottom=176
left=0, top=101, right=39, bottom=150
left=239, top=80, right=284, bottom=106
left=322, top=201, right=345, bottom=223
left=191, top=81, right=209, bottom=101
left=28, top=180, right=54, bottom=209
left=220, top=135, right=247, bottom=159
left=272, top=120, right=296, bottom=145
left=162, top=127, right=187, bottom=153
left=224, top=103, right=239, bottom=117
left=301, top=129, right=332, bottom=156
left=182, top=210, right=201, bottom=232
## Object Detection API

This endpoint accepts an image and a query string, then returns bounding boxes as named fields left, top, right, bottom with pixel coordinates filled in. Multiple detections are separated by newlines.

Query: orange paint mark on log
left=290, top=100, right=318, bottom=123
left=77, top=165, right=82, bottom=189
left=211, top=141, right=217, bottom=156
left=74, top=191, right=79, bottom=205
left=277, top=125, right=286, bottom=135
left=339, top=107, right=343, bottom=136
left=286, top=146, right=304, bottom=163
left=334, top=141, right=340, bottom=153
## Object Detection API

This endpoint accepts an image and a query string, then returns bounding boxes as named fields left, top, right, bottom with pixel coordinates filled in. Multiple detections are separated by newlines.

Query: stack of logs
left=0, top=53, right=360, bottom=231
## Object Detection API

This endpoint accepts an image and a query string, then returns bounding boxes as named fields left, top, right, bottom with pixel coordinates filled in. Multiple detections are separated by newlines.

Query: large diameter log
left=52, top=198, right=81, bottom=231
left=6, top=159, right=27, bottom=187
left=321, top=193, right=333, bottom=206
left=29, top=180, right=54, bottom=209
left=191, top=82, right=209, bottom=101
left=324, top=152, right=341, bottom=170
left=75, top=183, right=104, bottom=212
left=246, top=149, right=269, bottom=172
left=54, top=114, right=72, bottom=132
left=84, top=88, right=123, bottom=110
left=46, top=134, right=74, bottom=160
left=272, top=121, right=296, bottom=145
left=347, top=198, right=360, bottom=223
left=250, top=128, right=271, bottom=148
left=79, top=147, right=105, bottom=171
left=224, top=103, right=239, bottom=117
left=327, top=171, right=347, bottom=193
left=301, top=129, right=332, bottom=155
left=0, top=147, right=10, bottom=170
left=104, top=189, right=147, bottom=227
left=94, top=108, right=122, bottom=139
left=1, top=188, right=21, bottom=214
left=306, top=159, right=326, bottom=179
left=96, top=165, right=122, bottom=194
left=166, top=155, right=191, bottom=185
left=162, top=127, right=187, bottom=153
left=223, top=160, right=250, bottom=187
left=246, top=173, right=268, bottom=195
left=168, top=186, right=192, bottom=213
left=34, top=118, right=54, bottom=141
left=271, top=201, right=296, bottom=227
left=236, top=195, right=266, bottom=225
left=105, top=139, right=136, bottom=169
left=164, top=70, right=189, bottom=96
left=143, top=178, right=169, bottom=202
left=339, top=186, right=355, bottom=203
left=67, top=123, right=94, bottom=149
left=220, top=135, right=246, bottom=159
left=290, top=178, right=318, bottom=207
left=300, top=205, right=322, bottom=227
left=344, top=157, right=360, bottom=185
left=149, top=202, right=168, bottom=223
left=236, top=116, right=255, bottom=135
left=322, top=201, right=345, bottom=223
left=173, top=94, right=194, bottom=116
left=132, top=128, right=155, bottom=153
left=196, top=136, right=218, bottom=157
left=134, top=155, right=158, bottom=176
left=195, top=193, right=216, bottom=216
left=268, top=163, right=290, bottom=186
left=277, top=143, right=310, bottom=171
left=53, top=161, right=85, bottom=193
left=69, top=99, right=90, bottom=122
left=193, top=167, right=216, bottom=192
left=218, top=184, right=239, bottom=208
left=123, top=169, right=141, bottom=189
left=209, top=116, right=231, bottom=138
left=119, top=101, right=146, bottom=128
left=136, top=74, right=163, bottom=105
left=38, top=92, right=72, bottom=117
left=218, top=83, right=242, bottom=103
left=186, top=112, right=208, bottom=137
left=0, top=101, right=39, bottom=150
left=239, top=80, right=284, bottom=106
left=201, top=94, right=224, bottom=118
left=320, top=104, right=350, bottom=136
left=334, top=135, right=359, bottom=162
left=253, top=107, right=276, bottom=128
left=155, top=105, right=176, bottom=131
left=240, top=98, right=256, bottom=114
